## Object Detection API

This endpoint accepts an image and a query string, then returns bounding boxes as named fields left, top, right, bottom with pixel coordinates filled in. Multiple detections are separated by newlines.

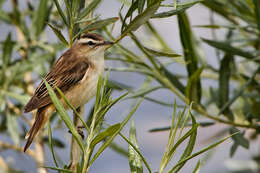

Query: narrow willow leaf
left=128, top=120, right=143, bottom=173
left=167, top=124, right=198, bottom=164
left=202, top=38, right=255, bottom=59
left=192, top=25, right=222, bottom=29
left=89, top=99, right=143, bottom=167
left=121, top=1, right=161, bottom=35
left=152, top=0, right=201, bottom=18
left=168, top=133, right=237, bottom=172
left=178, top=12, right=201, bottom=103
left=64, top=0, right=72, bottom=26
left=160, top=66, right=185, bottom=94
left=0, top=10, right=11, bottom=23
left=72, top=0, right=80, bottom=17
left=120, top=132, right=151, bottom=173
left=52, top=0, right=68, bottom=26
left=185, top=67, right=203, bottom=103
left=7, top=113, right=19, bottom=145
left=201, top=1, right=237, bottom=24
left=219, top=54, right=233, bottom=119
left=78, top=0, right=102, bottom=21
left=253, top=0, right=260, bottom=31
left=32, top=0, right=48, bottom=36
left=47, top=23, right=69, bottom=46
left=192, top=160, right=200, bottom=173
left=90, top=123, right=121, bottom=148
left=219, top=68, right=259, bottom=114
left=173, top=114, right=198, bottom=172
left=47, top=121, right=59, bottom=167
left=2, top=32, right=13, bottom=67
left=138, top=0, right=145, bottom=14
left=121, top=0, right=139, bottom=33
left=94, top=76, right=103, bottom=114
left=144, top=46, right=182, bottom=58
left=73, top=17, right=118, bottom=40
left=43, top=79, right=85, bottom=152
left=149, top=121, right=215, bottom=132
left=230, top=128, right=249, bottom=149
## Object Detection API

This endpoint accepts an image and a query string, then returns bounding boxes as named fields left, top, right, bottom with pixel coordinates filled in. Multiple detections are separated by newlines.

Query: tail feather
left=24, top=107, right=48, bottom=152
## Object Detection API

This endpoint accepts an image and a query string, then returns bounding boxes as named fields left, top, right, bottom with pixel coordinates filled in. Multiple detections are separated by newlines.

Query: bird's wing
left=24, top=53, right=89, bottom=113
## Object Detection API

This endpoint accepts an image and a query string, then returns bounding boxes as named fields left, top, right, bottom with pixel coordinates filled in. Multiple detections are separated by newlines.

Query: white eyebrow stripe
left=78, top=38, right=100, bottom=44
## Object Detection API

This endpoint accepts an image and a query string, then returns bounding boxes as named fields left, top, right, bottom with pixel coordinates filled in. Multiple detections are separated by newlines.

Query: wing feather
left=24, top=51, right=89, bottom=113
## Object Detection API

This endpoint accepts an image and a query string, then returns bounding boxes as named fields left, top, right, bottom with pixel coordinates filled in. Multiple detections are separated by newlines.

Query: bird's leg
left=68, top=126, right=85, bottom=139
left=77, top=126, right=85, bottom=139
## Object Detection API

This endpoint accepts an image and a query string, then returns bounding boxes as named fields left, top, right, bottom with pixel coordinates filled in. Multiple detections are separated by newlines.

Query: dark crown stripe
left=80, top=33, right=103, bottom=41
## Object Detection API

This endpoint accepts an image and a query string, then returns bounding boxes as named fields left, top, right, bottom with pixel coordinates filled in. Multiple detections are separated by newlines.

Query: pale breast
left=63, top=58, right=104, bottom=109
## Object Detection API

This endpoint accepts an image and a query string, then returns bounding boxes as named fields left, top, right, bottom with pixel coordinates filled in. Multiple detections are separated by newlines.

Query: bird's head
left=75, top=33, right=114, bottom=58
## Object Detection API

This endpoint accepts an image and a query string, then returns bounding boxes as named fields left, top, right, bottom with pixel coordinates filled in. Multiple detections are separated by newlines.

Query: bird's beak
left=102, top=41, right=114, bottom=50
left=103, top=41, right=114, bottom=45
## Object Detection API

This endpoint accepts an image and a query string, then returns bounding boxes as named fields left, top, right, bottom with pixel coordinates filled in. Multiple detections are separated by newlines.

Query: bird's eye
left=88, top=41, right=95, bottom=46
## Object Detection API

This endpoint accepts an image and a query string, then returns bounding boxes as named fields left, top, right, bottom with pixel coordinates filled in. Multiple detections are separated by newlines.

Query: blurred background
left=0, top=0, right=259, bottom=173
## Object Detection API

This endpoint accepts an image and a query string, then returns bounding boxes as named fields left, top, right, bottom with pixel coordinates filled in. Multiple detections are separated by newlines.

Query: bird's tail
left=24, top=106, right=49, bottom=152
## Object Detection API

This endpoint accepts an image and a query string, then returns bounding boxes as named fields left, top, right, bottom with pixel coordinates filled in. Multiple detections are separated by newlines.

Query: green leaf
left=219, top=54, right=233, bottom=119
left=128, top=120, right=143, bottom=173
left=43, top=79, right=85, bottom=153
left=152, top=0, right=201, bottom=18
left=253, top=0, right=260, bottom=32
left=47, top=121, right=59, bottom=168
left=47, top=23, right=69, bottom=46
left=168, top=133, right=237, bottom=172
left=7, top=113, right=19, bottom=145
left=138, top=0, right=145, bottom=14
left=52, top=0, right=68, bottom=26
left=144, top=46, right=182, bottom=58
left=230, top=128, right=249, bottom=149
left=173, top=113, right=198, bottom=172
left=78, top=0, right=102, bottom=21
left=121, top=1, right=161, bottom=35
left=119, top=132, right=151, bottom=173
left=178, top=12, right=201, bottom=103
left=89, top=99, right=143, bottom=167
left=160, top=66, right=185, bottom=94
left=201, top=1, right=237, bottom=24
left=202, top=38, right=255, bottom=59
left=73, top=17, right=118, bottom=40
left=185, top=67, right=203, bottom=103
left=192, top=160, right=200, bottom=173
left=2, top=32, right=13, bottom=67
left=218, top=68, right=259, bottom=115
left=64, top=0, right=72, bottom=26
left=32, top=0, right=49, bottom=36
left=90, top=123, right=121, bottom=148
left=0, top=9, right=11, bottom=23
left=121, top=0, right=139, bottom=33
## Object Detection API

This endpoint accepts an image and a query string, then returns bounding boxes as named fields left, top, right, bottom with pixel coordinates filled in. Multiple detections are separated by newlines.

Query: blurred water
left=0, top=1, right=259, bottom=173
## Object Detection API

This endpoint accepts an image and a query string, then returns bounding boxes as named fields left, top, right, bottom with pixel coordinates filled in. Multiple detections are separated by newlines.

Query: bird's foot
left=68, top=126, right=85, bottom=139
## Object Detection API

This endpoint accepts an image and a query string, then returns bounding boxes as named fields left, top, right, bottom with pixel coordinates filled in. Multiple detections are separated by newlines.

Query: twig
left=69, top=107, right=84, bottom=172
left=0, top=141, right=36, bottom=158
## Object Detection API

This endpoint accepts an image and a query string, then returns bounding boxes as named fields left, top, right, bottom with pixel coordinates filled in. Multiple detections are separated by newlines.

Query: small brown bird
left=23, top=33, right=113, bottom=152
